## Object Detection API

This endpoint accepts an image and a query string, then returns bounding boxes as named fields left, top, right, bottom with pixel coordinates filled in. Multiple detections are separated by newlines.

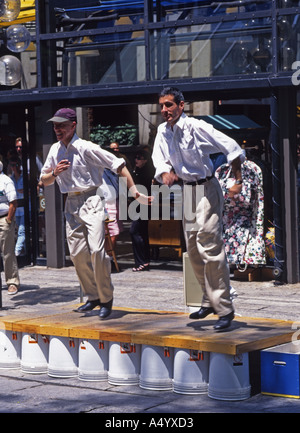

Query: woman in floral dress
left=215, top=158, right=266, bottom=267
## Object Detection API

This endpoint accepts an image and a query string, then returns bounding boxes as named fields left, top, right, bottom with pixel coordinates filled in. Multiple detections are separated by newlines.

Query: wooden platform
left=0, top=306, right=295, bottom=355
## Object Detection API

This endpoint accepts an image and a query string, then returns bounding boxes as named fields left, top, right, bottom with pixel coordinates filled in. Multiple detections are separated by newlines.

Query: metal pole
left=270, top=89, right=285, bottom=284
left=0, top=271, right=2, bottom=309
left=0, top=258, right=2, bottom=308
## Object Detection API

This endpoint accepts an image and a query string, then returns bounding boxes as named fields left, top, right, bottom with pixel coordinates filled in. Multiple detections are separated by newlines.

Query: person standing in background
left=9, top=155, right=26, bottom=257
left=109, top=141, right=132, bottom=173
left=0, top=160, right=20, bottom=295
left=101, top=167, right=124, bottom=272
left=130, top=149, right=155, bottom=272
left=15, top=137, right=43, bottom=176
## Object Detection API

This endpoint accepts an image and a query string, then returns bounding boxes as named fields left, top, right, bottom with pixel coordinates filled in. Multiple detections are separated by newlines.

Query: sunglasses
left=135, top=156, right=145, bottom=160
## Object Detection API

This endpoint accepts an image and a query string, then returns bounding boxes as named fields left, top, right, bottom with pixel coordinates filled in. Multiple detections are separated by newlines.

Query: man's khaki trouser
left=65, top=190, right=113, bottom=304
left=183, top=177, right=233, bottom=318
left=0, top=216, right=20, bottom=287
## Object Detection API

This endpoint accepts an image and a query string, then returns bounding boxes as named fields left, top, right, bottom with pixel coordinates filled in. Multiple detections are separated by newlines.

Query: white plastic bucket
left=208, top=352, right=251, bottom=400
left=48, top=336, right=78, bottom=378
left=173, top=348, right=209, bottom=394
left=21, top=333, right=49, bottom=374
left=108, top=342, right=140, bottom=385
left=139, top=345, right=174, bottom=391
left=78, top=339, right=108, bottom=381
left=0, top=330, right=21, bottom=369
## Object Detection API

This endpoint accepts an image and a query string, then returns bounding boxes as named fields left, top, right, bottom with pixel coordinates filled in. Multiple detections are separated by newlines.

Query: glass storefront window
left=279, top=0, right=300, bottom=7
left=278, top=14, right=299, bottom=71
left=6, top=1, right=300, bottom=90
left=150, top=18, right=272, bottom=80
left=151, top=0, right=272, bottom=23
left=63, top=32, right=146, bottom=86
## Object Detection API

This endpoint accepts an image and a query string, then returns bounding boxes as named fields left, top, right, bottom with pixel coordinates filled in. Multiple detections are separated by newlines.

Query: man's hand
left=161, top=171, right=178, bottom=186
left=120, top=167, right=154, bottom=206
left=135, top=192, right=154, bottom=205
left=53, top=159, right=71, bottom=177
left=42, top=159, right=71, bottom=186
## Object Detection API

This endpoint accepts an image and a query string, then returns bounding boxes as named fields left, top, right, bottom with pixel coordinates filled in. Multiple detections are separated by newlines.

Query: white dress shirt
left=0, top=172, right=17, bottom=216
left=10, top=173, right=24, bottom=216
left=152, top=113, right=244, bottom=183
left=40, top=134, right=125, bottom=194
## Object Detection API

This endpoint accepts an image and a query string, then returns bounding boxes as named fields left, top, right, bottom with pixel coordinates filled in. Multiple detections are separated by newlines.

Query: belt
left=0, top=213, right=8, bottom=218
left=185, top=175, right=214, bottom=186
left=68, top=187, right=98, bottom=197
left=68, top=191, right=84, bottom=196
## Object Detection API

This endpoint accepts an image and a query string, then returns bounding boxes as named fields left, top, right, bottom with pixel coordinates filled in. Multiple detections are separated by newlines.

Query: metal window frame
left=0, top=0, right=298, bottom=282
left=0, top=1, right=298, bottom=104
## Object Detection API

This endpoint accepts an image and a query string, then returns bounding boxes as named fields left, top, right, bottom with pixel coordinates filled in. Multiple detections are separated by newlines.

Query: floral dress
left=215, top=159, right=266, bottom=265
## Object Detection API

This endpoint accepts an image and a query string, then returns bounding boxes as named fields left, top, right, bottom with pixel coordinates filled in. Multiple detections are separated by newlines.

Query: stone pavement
left=1, top=230, right=300, bottom=414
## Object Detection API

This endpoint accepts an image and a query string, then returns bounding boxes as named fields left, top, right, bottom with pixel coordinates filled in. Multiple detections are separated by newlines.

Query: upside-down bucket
left=78, top=339, right=108, bottom=381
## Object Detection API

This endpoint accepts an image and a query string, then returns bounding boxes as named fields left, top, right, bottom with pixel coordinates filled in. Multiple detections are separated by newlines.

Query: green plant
left=90, top=123, right=138, bottom=147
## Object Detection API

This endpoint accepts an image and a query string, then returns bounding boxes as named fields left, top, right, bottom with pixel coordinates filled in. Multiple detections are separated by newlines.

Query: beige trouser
left=0, top=216, right=20, bottom=287
left=65, top=190, right=113, bottom=304
left=183, top=177, right=233, bottom=317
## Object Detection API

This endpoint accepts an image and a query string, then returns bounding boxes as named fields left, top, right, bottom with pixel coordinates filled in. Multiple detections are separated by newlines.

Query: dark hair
left=135, top=150, right=149, bottom=160
left=9, top=155, right=21, bottom=167
left=159, top=87, right=184, bottom=105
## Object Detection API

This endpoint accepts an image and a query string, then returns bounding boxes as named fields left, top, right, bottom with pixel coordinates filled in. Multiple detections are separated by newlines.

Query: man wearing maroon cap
left=41, top=108, right=152, bottom=319
left=48, top=108, right=77, bottom=123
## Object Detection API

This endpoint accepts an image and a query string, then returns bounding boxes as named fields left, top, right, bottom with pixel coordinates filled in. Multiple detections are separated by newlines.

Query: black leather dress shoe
left=99, top=299, right=113, bottom=319
left=75, top=299, right=100, bottom=313
left=189, top=306, right=215, bottom=320
left=213, top=311, right=234, bottom=330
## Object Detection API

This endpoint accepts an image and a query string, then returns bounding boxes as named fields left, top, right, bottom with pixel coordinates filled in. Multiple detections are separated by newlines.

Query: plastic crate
left=261, top=342, right=300, bottom=398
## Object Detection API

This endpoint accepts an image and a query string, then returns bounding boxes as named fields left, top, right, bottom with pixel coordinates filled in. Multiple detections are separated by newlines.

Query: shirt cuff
left=111, top=157, right=126, bottom=173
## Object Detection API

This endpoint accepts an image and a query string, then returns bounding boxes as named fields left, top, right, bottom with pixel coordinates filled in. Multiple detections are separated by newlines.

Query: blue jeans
left=15, top=214, right=25, bottom=256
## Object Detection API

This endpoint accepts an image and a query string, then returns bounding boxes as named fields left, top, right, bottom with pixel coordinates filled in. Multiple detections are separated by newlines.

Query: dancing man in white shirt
left=41, top=108, right=152, bottom=319
left=152, top=87, right=244, bottom=330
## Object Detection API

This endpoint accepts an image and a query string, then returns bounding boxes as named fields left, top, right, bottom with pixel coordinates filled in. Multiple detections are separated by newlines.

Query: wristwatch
left=52, top=169, right=57, bottom=177
left=235, top=179, right=243, bottom=185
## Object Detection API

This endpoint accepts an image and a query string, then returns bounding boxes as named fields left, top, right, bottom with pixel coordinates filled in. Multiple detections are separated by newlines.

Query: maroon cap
left=47, top=108, right=77, bottom=123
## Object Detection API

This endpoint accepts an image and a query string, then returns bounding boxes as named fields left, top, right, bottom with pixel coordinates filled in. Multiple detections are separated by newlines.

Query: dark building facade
left=0, top=0, right=299, bottom=283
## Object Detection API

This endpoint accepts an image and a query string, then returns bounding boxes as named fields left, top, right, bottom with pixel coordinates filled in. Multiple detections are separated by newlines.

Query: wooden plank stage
left=0, top=305, right=295, bottom=355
